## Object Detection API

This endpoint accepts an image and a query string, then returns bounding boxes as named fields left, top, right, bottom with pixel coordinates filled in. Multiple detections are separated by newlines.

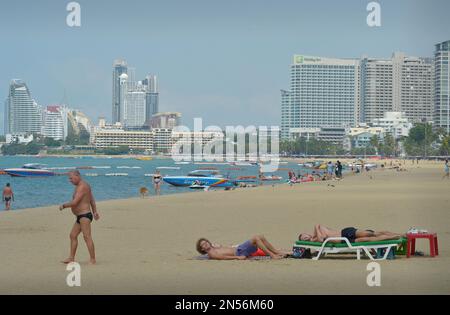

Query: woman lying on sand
left=298, top=225, right=405, bottom=243
left=196, top=235, right=291, bottom=260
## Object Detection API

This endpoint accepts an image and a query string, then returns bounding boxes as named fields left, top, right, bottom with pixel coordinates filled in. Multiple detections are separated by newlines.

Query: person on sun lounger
left=298, top=225, right=405, bottom=243
left=196, top=235, right=291, bottom=260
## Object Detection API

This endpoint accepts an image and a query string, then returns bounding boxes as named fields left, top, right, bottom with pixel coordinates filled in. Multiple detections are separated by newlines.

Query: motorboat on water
left=4, top=163, right=55, bottom=177
left=163, top=170, right=234, bottom=188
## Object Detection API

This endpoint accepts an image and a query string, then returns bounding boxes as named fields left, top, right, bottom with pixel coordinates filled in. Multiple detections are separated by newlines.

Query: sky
left=1, top=0, right=449, bottom=133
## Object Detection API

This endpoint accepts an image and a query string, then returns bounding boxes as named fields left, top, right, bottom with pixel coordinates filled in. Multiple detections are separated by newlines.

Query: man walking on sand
left=2, top=183, right=14, bottom=210
left=59, top=170, right=99, bottom=264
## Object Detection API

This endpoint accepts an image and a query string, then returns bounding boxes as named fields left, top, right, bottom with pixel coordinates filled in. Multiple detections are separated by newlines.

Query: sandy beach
left=1, top=160, right=449, bottom=294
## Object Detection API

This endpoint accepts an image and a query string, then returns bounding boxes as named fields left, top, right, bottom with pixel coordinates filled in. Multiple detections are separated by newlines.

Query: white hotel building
left=282, top=52, right=434, bottom=141
left=361, top=52, right=433, bottom=123
left=92, top=120, right=153, bottom=151
left=91, top=118, right=223, bottom=154
left=281, top=55, right=360, bottom=140
left=42, top=105, right=69, bottom=140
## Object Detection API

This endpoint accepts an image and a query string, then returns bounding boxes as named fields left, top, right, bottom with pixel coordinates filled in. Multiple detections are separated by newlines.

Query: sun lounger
left=294, top=237, right=407, bottom=260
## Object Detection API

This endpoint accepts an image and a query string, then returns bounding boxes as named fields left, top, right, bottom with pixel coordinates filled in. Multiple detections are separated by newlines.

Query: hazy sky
left=1, top=0, right=449, bottom=133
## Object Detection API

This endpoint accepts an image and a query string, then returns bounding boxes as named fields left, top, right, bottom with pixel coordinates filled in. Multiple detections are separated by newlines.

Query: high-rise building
left=113, top=59, right=161, bottom=128
left=281, top=55, right=360, bottom=139
left=361, top=52, right=433, bottom=123
left=280, top=90, right=292, bottom=139
left=124, top=86, right=147, bottom=129
left=4, top=79, right=42, bottom=134
left=434, top=40, right=450, bottom=133
left=112, top=59, right=128, bottom=123
left=42, top=105, right=69, bottom=140
left=360, top=57, right=394, bottom=123
left=118, top=73, right=129, bottom=125
left=142, top=75, right=159, bottom=123
left=118, top=73, right=147, bottom=129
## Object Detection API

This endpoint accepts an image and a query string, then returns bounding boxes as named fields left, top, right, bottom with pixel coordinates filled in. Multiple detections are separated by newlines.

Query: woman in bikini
left=153, top=171, right=162, bottom=195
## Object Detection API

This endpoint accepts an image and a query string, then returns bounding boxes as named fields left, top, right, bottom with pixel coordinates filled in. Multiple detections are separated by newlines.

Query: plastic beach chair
left=294, top=237, right=406, bottom=260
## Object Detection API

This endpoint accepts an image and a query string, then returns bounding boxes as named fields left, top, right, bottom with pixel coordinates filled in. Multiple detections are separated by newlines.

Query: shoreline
left=1, top=169, right=360, bottom=213
left=0, top=159, right=435, bottom=212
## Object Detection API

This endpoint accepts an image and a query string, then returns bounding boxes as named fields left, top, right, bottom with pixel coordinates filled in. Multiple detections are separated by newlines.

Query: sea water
left=0, top=155, right=313, bottom=210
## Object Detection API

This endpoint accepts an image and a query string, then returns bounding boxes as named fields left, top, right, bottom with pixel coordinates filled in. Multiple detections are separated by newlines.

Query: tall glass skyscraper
left=4, top=79, right=42, bottom=134
left=281, top=55, right=360, bottom=139
left=112, top=59, right=128, bottom=124
left=142, top=74, right=159, bottom=124
left=434, top=40, right=450, bottom=133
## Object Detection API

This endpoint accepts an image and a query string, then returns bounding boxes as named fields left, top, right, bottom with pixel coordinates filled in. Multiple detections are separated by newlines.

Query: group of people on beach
left=196, top=225, right=405, bottom=260
left=288, top=160, right=343, bottom=184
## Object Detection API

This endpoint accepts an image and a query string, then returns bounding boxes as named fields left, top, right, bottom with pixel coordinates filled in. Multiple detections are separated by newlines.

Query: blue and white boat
left=162, top=170, right=235, bottom=188
left=4, top=164, right=56, bottom=177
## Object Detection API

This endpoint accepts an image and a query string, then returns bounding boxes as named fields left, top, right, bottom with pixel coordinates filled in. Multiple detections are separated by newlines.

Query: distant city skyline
left=1, top=0, right=450, bottom=134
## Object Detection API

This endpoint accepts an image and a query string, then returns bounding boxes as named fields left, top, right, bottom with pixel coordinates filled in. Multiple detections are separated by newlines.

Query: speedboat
left=4, top=164, right=55, bottom=177
left=163, top=170, right=234, bottom=188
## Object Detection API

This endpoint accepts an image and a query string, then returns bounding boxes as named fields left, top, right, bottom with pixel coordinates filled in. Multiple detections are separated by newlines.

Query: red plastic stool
left=406, top=232, right=439, bottom=258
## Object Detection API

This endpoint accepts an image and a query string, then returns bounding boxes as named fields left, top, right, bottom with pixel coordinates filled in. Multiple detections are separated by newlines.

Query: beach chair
left=294, top=237, right=406, bottom=260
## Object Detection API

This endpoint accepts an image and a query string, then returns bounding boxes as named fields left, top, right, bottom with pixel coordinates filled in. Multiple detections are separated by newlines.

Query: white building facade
left=281, top=55, right=360, bottom=140
left=42, top=105, right=69, bottom=140
left=4, top=79, right=42, bottom=134
left=360, top=52, right=433, bottom=123
left=371, top=112, right=413, bottom=139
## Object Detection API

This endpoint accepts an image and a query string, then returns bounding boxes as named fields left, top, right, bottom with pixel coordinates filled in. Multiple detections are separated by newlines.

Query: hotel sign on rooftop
left=293, top=55, right=322, bottom=64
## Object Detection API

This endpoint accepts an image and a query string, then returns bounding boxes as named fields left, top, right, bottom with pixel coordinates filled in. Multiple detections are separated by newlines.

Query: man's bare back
left=3, top=184, right=14, bottom=210
left=3, top=187, right=13, bottom=197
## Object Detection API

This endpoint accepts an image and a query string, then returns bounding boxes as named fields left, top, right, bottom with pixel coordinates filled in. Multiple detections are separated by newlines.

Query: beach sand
left=1, top=161, right=450, bottom=294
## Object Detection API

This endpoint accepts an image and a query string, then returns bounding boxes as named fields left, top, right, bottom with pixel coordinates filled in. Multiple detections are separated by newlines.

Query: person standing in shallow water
left=153, top=170, right=162, bottom=195
left=2, top=183, right=14, bottom=210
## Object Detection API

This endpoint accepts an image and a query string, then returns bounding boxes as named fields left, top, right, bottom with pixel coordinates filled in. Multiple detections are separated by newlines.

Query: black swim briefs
left=76, top=212, right=93, bottom=224
left=341, top=227, right=357, bottom=243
